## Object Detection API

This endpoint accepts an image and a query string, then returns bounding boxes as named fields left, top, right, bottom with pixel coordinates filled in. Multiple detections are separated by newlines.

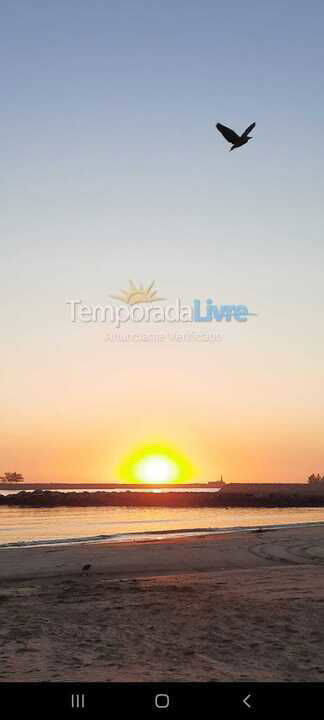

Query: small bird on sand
left=82, top=563, right=92, bottom=573
left=216, top=121, right=256, bottom=151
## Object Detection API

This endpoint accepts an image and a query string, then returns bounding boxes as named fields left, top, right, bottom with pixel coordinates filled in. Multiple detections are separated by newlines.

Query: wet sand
left=0, top=525, right=324, bottom=681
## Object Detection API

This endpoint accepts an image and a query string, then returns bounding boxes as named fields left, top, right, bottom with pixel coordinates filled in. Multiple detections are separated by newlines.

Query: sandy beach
left=0, top=525, right=324, bottom=682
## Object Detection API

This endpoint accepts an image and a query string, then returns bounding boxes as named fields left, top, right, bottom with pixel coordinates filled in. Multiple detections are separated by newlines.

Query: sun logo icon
left=110, top=280, right=165, bottom=305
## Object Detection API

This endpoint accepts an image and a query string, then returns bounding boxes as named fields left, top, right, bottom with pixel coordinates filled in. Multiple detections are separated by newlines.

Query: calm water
left=1, top=504, right=324, bottom=548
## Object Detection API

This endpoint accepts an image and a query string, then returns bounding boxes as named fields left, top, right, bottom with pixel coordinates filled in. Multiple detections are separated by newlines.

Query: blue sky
left=1, top=1, right=323, bottom=482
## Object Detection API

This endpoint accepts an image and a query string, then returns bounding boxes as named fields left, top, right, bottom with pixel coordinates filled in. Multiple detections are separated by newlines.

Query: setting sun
left=134, top=454, right=178, bottom=484
left=117, top=444, right=195, bottom=484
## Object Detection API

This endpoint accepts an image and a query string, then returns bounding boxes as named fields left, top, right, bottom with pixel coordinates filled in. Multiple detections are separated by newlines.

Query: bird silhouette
left=82, top=563, right=92, bottom=573
left=216, top=122, right=256, bottom=151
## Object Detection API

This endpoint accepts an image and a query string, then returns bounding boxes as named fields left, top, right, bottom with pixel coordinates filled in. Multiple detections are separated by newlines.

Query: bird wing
left=241, top=122, right=256, bottom=138
left=216, top=123, right=241, bottom=144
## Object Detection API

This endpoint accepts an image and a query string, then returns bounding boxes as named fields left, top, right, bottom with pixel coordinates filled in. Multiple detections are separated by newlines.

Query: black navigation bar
left=0, top=682, right=322, bottom=717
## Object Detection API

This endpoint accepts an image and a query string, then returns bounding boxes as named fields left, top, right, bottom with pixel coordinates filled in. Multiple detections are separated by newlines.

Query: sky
left=1, top=0, right=324, bottom=484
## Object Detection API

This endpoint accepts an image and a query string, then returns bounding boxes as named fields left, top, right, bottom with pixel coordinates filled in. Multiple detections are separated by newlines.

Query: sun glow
left=118, top=444, right=195, bottom=484
left=134, top=454, right=178, bottom=484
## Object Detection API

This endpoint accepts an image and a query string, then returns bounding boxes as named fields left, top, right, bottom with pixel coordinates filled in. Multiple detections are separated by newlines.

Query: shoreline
left=1, top=523, right=324, bottom=583
left=1, top=519, right=324, bottom=551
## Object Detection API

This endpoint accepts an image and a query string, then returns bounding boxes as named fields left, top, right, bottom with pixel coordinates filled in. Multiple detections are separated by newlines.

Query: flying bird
left=82, top=563, right=92, bottom=573
left=216, top=121, right=256, bottom=151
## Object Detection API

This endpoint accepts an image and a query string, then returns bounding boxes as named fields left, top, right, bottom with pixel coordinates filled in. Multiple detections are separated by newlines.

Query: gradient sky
left=1, top=0, right=324, bottom=483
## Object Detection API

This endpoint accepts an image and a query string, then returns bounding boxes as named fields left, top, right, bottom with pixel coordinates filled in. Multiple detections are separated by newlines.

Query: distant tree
left=0, top=472, right=24, bottom=483
left=308, top=473, right=324, bottom=486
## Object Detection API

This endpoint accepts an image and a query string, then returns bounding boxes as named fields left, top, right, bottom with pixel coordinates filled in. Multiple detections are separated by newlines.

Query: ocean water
left=0, top=504, right=324, bottom=548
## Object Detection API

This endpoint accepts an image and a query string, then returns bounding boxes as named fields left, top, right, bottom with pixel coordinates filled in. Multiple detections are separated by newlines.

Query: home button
left=154, top=693, right=170, bottom=709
